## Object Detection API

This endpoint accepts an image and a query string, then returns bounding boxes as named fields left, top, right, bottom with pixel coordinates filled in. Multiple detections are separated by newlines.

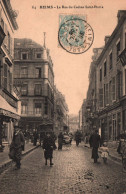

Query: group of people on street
left=9, top=125, right=113, bottom=170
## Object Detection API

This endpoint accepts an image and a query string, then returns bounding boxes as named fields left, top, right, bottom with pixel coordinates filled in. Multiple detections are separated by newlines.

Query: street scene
left=0, top=0, right=126, bottom=193
left=0, top=142, right=126, bottom=194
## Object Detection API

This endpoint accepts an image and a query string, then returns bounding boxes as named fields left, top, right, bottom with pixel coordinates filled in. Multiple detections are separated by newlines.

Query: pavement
left=0, top=140, right=122, bottom=175
left=0, top=142, right=126, bottom=194
left=0, top=140, right=39, bottom=174
left=83, top=142, right=122, bottom=162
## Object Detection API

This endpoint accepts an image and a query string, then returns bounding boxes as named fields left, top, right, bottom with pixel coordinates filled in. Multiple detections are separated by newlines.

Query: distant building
left=69, top=115, right=79, bottom=133
left=14, top=38, right=54, bottom=133
left=0, top=0, right=20, bottom=149
left=54, top=86, right=69, bottom=135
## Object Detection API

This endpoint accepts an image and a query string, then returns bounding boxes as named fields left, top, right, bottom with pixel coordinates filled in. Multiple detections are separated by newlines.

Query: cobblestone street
left=0, top=143, right=126, bottom=194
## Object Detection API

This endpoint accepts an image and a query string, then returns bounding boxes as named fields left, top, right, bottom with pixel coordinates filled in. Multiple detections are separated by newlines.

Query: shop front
left=0, top=95, right=20, bottom=151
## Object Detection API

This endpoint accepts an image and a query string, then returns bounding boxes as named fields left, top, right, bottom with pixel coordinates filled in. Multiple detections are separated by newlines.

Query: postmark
left=58, top=15, right=94, bottom=54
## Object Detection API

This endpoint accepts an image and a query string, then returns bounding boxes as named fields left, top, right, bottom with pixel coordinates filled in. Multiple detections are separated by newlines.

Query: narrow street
left=0, top=143, right=126, bottom=194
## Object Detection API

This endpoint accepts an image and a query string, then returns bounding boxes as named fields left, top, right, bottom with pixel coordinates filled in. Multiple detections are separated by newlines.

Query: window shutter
left=3, top=23, right=7, bottom=47
left=99, top=88, right=103, bottom=108
left=10, top=37, right=13, bottom=57
left=112, top=77, right=116, bottom=101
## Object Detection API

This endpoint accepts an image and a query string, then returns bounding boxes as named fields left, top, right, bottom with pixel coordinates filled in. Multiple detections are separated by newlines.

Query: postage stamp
left=58, top=14, right=94, bottom=54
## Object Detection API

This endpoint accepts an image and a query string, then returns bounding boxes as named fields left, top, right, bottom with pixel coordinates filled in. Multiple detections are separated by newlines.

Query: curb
left=0, top=145, right=39, bottom=174
left=83, top=144, right=122, bottom=163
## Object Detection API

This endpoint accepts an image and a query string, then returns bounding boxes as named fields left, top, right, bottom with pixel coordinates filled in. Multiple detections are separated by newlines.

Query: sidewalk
left=0, top=141, right=39, bottom=174
left=83, top=143, right=122, bottom=162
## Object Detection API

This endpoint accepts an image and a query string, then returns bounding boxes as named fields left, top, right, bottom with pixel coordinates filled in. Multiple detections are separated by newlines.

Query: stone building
left=95, top=10, right=126, bottom=142
left=14, top=38, right=54, bottom=133
left=0, top=0, right=20, bottom=150
left=53, top=86, right=69, bottom=135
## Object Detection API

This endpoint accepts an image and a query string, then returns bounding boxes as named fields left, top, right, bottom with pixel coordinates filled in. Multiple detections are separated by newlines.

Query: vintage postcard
left=0, top=0, right=126, bottom=193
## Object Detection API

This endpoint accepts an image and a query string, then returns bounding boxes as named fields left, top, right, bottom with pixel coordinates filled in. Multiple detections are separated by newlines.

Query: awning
left=0, top=95, right=20, bottom=120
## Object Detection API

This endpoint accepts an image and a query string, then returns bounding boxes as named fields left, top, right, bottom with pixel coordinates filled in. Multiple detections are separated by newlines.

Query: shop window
left=35, top=103, right=41, bottom=115
left=34, top=84, right=42, bottom=95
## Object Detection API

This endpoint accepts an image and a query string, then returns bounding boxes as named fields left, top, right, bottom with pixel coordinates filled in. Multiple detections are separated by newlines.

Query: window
left=106, top=83, right=109, bottom=105
left=125, top=32, right=126, bottom=49
left=7, top=32, right=10, bottom=52
left=104, top=61, right=107, bottom=77
left=104, top=84, right=106, bottom=106
left=116, top=41, right=120, bottom=61
left=44, top=99, right=48, bottom=114
left=3, top=64, right=7, bottom=90
left=35, top=68, right=41, bottom=78
left=99, top=88, right=103, bottom=108
left=109, top=52, right=113, bottom=69
left=1, top=18, right=4, bottom=30
left=21, top=53, right=28, bottom=60
left=109, top=81, right=112, bottom=104
left=34, top=84, right=42, bottom=95
left=112, top=77, right=116, bottom=101
left=36, top=53, right=41, bottom=58
left=35, top=103, right=41, bottom=115
left=21, top=67, right=28, bottom=78
left=100, top=68, right=102, bottom=82
left=21, top=84, right=28, bottom=95
left=21, top=103, right=28, bottom=114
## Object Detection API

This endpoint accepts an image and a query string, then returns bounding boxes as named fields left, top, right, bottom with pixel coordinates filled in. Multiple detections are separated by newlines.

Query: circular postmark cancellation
left=58, top=18, right=94, bottom=54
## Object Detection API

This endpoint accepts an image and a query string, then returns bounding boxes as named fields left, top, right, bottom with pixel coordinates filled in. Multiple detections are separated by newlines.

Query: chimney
left=104, top=36, right=110, bottom=45
left=117, top=10, right=126, bottom=23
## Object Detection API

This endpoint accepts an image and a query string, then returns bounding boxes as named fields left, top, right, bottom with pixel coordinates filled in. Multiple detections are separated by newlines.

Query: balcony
left=21, top=111, right=43, bottom=117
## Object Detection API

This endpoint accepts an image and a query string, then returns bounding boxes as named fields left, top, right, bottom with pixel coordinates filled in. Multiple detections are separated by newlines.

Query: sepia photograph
left=0, top=0, right=126, bottom=193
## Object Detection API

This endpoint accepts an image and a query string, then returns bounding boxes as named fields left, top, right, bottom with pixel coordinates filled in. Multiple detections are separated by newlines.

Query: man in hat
left=10, top=126, right=25, bottom=169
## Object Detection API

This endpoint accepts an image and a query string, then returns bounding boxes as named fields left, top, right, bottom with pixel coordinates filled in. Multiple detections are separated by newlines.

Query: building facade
left=83, top=10, right=126, bottom=142
left=0, top=0, right=20, bottom=150
left=14, top=38, right=54, bottom=133
left=54, top=86, right=69, bottom=135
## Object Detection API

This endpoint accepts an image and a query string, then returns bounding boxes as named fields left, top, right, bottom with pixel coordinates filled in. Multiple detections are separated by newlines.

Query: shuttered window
left=99, top=88, right=103, bottom=108
left=112, top=77, right=116, bottom=101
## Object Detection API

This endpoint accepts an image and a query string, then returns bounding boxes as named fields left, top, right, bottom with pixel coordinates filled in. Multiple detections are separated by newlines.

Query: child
left=100, top=142, right=109, bottom=163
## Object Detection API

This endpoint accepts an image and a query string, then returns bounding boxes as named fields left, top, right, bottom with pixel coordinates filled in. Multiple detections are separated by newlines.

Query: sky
left=11, top=0, right=126, bottom=115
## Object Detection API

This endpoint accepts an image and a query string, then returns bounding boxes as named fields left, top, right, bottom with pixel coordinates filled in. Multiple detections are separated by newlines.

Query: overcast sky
left=11, top=0, right=126, bottom=115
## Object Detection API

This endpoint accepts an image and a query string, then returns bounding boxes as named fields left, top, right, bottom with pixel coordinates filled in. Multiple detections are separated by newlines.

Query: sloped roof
left=14, top=38, right=43, bottom=49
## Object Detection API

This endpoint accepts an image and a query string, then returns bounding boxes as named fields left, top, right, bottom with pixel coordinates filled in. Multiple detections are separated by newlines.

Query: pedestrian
left=89, top=129, right=101, bottom=163
left=9, top=126, right=25, bottom=169
left=33, top=129, right=38, bottom=146
left=75, top=130, right=82, bottom=146
left=100, top=142, right=109, bottom=163
left=42, top=132, right=56, bottom=166
left=58, top=132, right=64, bottom=150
